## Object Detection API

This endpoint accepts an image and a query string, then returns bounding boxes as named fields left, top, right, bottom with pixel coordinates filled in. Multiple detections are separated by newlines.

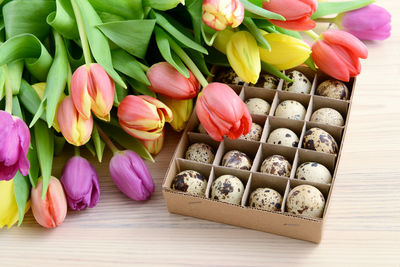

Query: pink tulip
left=31, top=177, right=67, bottom=228
left=117, top=95, right=173, bottom=141
left=340, top=4, right=391, bottom=41
left=202, top=0, right=244, bottom=31
left=0, top=111, right=30, bottom=181
left=71, top=64, right=115, bottom=121
left=140, top=129, right=165, bottom=155
left=311, top=30, right=368, bottom=82
left=263, top=0, right=317, bottom=31
left=196, top=82, right=252, bottom=141
left=147, top=62, right=200, bottom=100
left=57, top=96, right=93, bottom=146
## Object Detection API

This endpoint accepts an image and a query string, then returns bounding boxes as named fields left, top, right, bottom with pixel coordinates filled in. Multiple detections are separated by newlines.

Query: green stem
left=74, top=146, right=80, bottom=156
left=305, top=30, right=320, bottom=41
left=4, top=66, right=12, bottom=114
left=71, top=0, right=92, bottom=65
left=95, top=123, right=119, bottom=154
left=315, top=17, right=336, bottom=24
left=138, top=62, right=149, bottom=72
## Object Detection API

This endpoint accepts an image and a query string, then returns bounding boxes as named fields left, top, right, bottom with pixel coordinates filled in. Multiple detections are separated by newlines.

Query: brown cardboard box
left=162, top=66, right=355, bottom=243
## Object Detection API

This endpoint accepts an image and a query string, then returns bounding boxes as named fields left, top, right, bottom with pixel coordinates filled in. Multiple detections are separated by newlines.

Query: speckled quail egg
left=286, top=185, right=326, bottom=218
left=311, top=108, right=345, bottom=127
left=296, top=162, right=332, bottom=184
left=214, top=68, right=245, bottom=85
left=221, top=150, right=252, bottom=171
left=249, top=188, right=283, bottom=211
left=253, top=73, right=280, bottom=89
left=185, top=143, right=215, bottom=164
left=260, top=155, right=292, bottom=177
left=172, top=170, right=207, bottom=196
left=198, top=123, right=208, bottom=134
left=240, top=122, right=263, bottom=141
left=211, top=175, right=244, bottom=205
left=245, top=98, right=271, bottom=115
left=316, top=79, right=350, bottom=100
left=303, top=128, right=338, bottom=154
left=274, top=100, right=306, bottom=120
left=283, top=70, right=311, bottom=94
left=267, top=128, right=299, bottom=148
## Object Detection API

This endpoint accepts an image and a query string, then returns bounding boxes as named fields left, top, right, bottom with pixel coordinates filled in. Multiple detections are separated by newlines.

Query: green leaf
left=18, top=79, right=45, bottom=122
left=248, top=0, right=263, bottom=7
left=47, top=0, right=79, bottom=40
left=240, top=0, right=285, bottom=21
left=126, top=77, right=156, bottom=98
left=12, top=96, right=23, bottom=119
left=200, top=23, right=218, bottom=46
left=242, top=17, right=270, bottom=51
left=13, top=172, right=31, bottom=226
left=72, top=0, right=126, bottom=88
left=88, top=0, right=144, bottom=20
left=85, top=142, right=96, bottom=157
left=64, top=39, right=85, bottom=69
left=8, top=60, right=23, bottom=95
left=111, top=49, right=150, bottom=85
left=304, top=56, right=317, bottom=71
left=3, top=0, right=55, bottom=39
left=144, top=0, right=184, bottom=11
left=274, top=26, right=302, bottom=40
left=185, top=49, right=213, bottom=77
left=186, top=0, right=203, bottom=43
left=205, top=48, right=230, bottom=66
left=98, top=12, right=125, bottom=23
left=261, top=61, right=293, bottom=82
left=114, top=81, right=128, bottom=106
left=97, top=20, right=156, bottom=59
left=91, top=126, right=105, bottom=162
left=27, top=136, right=40, bottom=187
left=0, top=66, right=5, bottom=100
left=54, top=135, right=66, bottom=156
left=311, top=0, right=374, bottom=19
left=34, top=119, right=54, bottom=199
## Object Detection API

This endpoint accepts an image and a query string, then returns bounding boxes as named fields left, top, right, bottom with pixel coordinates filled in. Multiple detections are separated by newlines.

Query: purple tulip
left=61, top=156, right=100, bottom=210
left=0, top=111, right=30, bottom=181
left=341, top=4, right=391, bottom=41
left=109, top=150, right=154, bottom=201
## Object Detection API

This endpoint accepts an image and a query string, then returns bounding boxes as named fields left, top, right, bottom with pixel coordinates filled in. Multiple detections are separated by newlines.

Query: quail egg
left=296, top=162, right=332, bottom=184
left=283, top=70, right=311, bottom=94
left=267, top=128, right=299, bottom=148
left=253, top=73, right=280, bottom=89
left=260, top=155, right=292, bottom=177
left=172, top=170, right=207, bottom=196
left=316, top=79, right=350, bottom=100
left=311, top=108, right=345, bottom=127
left=214, top=68, right=245, bottom=85
left=303, top=128, right=338, bottom=154
left=211, top=175, right=244, bottom=205
left=240, top=122, right=263, bottom=141
left=185, top=143, right=215, bottom=164
left=249, top=188, right=283, bottom=212
left=286, top=185, right=326, bottom=218
left=198, top=123, right=208, bottom=134
left=274, top=100, right=306, bottom=120
left=245, top=98, right=271, bottom=115
left=221, top=150, right=252, bottom=171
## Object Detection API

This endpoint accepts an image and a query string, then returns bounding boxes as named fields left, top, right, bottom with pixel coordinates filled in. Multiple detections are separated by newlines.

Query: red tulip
left=195, top=82, right=252, bottom=141
left=311, top=30, right=368, bottom=82
left=263, top=0, right=317, bottom=31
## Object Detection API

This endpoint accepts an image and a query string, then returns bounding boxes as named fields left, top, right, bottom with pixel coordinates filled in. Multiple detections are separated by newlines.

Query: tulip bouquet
left=0, top=0, right=391, bottom=229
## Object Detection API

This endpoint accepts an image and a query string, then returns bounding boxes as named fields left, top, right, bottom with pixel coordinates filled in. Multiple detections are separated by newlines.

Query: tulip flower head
left=141, top=129, right=165, bottom=156
left=109, top=150, right=155, bottom=201
left=147, top=62, right=200, bottom=100
left=61, top=156, right=100, bottom=210
left=263, top=0, right=318, bottom=31
left=57, top=96, right=93, bottom=146
left=159, top=96, right=193, bottom=132
left=0, top=111, right=30, bottom=181
left=0, top=180, right=19, bottom=229
left=118, top=95, right=173, bottom=141
left=311, top=30, right=368, bottom=82
left=196, top=82, right=252, bottom=141
left=71, top=63, right=115, bottom=121
left=202, top=0, right=244, bottom=31
left=31, top=177, right=68, bottom=228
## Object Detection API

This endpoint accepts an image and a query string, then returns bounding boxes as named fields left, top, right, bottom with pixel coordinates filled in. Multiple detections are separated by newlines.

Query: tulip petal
left=0, top=180, right=19, bottom=229
left=139, top=95, right=173, bottom=122
left=322, top=30, right=368, bottom=59
left=0, top=111, right=14, bottom=149
left=126, top=151, right=154, bottom=194
left=269, top=16, right=316, bottom=31
left=71, top=65, right=92, bottom=120
left=0, top=161, right=18, bottom=181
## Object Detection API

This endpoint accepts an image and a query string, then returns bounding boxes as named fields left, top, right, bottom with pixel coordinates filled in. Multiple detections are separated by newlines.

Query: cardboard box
left=162, top=66, right=355, bottom=243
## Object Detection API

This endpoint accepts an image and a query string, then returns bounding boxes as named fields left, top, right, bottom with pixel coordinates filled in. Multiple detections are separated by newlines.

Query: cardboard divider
left=265, top=116, right=305, bottom=148
left=296, top=149, right=337, bottom=182
left=246, top=114, right=267, bottom=140
left=180, top=132, right=221, bottom=164
left=219, top=138, right=261, bottom=171
left=290, top=150, right=300, bottom=179
left=256, top=143, right=297, bottom=175
left=315, top=70, right=355, bottom=101
left=310, top=95, right=349, bottom=126
left=302, top=122, right=344, bottom=152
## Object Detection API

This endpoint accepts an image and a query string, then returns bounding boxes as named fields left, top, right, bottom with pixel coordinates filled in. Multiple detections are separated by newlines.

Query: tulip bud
left=31, top=177, right=67, bottom=228
left=117, top=95, right=173, bottom=141
left=213, top=29, right=235, bottom=54
left=202, top=0, right=244, bottom=31
left=141, top=129, right=165, bottom=156
left=259, top=32, right=311, bottom=70
left=226, top=31, right=261, bottom=84
left=159, top=96, right=193, bottom=132
left=57, top=96, right=93, bottom=146
left=71, top=63, right=115, bottom=121
left=109, top=150, right=155, bottom=201
left=147, top=62, right=200, bottom=100
left=196, top=82, right=252, bottom=141
left=61, top=156, right=100, bottom=210
left=0, top=180, right=19, bottom=229
left=0, top=111, right=30, bottom=181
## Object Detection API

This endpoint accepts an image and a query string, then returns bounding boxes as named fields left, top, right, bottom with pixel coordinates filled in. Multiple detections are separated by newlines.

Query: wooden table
left=2, top=1, right=400, bottom=266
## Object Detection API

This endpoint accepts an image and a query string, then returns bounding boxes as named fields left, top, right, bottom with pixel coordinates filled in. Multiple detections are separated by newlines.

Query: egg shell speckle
left=260, top=155, right=292, bottom=177
left=215, top=69, right=245, bottom=85
left=211, top=175, right=244, bottom=205
left=286, top=185, right=326, bottom=218
left=267, top=128, right=299, bottom=148
left=303, top=128, right=338, bottom=154
left=222, top=150, right=252, bottom=170
left=240, top=122, right=263, bottom=141
left=316, top=79, right=350, bottom=100
left=274, top=100, right=306, bottom=121
left=185, top=143, right=215, bottom=164
left=245, top=98, right=271, bottom=115
left=284, top=70, right=311, bottom=94
left=253, top=73, right=280, bottom=89
left=249, top=188, right=283, bottom=212
left=296, top=162, right=332, bottom=184
left=311, top=108, right=344, bottom=127
left=172, top=170, right=207, bottom=197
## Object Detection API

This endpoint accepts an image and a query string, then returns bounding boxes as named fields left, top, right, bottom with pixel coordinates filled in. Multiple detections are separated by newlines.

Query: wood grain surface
left=2, top=1, right=400, bottom=266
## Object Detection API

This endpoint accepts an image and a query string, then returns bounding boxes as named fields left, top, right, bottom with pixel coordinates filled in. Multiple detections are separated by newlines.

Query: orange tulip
left=140, top=129, right=165, bottom=155
left=202, top=0, right=244, bottom=31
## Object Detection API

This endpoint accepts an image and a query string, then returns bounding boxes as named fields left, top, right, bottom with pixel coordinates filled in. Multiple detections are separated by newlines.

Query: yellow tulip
left=0, top=180, right=19, bottom=229
left=213, top=28, right=235, bottom=54
left=159, top=96, right=193, bottom=132
left=226, top=31, right=260, bottom=84
left=259, top=31, right=311, bottom=70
